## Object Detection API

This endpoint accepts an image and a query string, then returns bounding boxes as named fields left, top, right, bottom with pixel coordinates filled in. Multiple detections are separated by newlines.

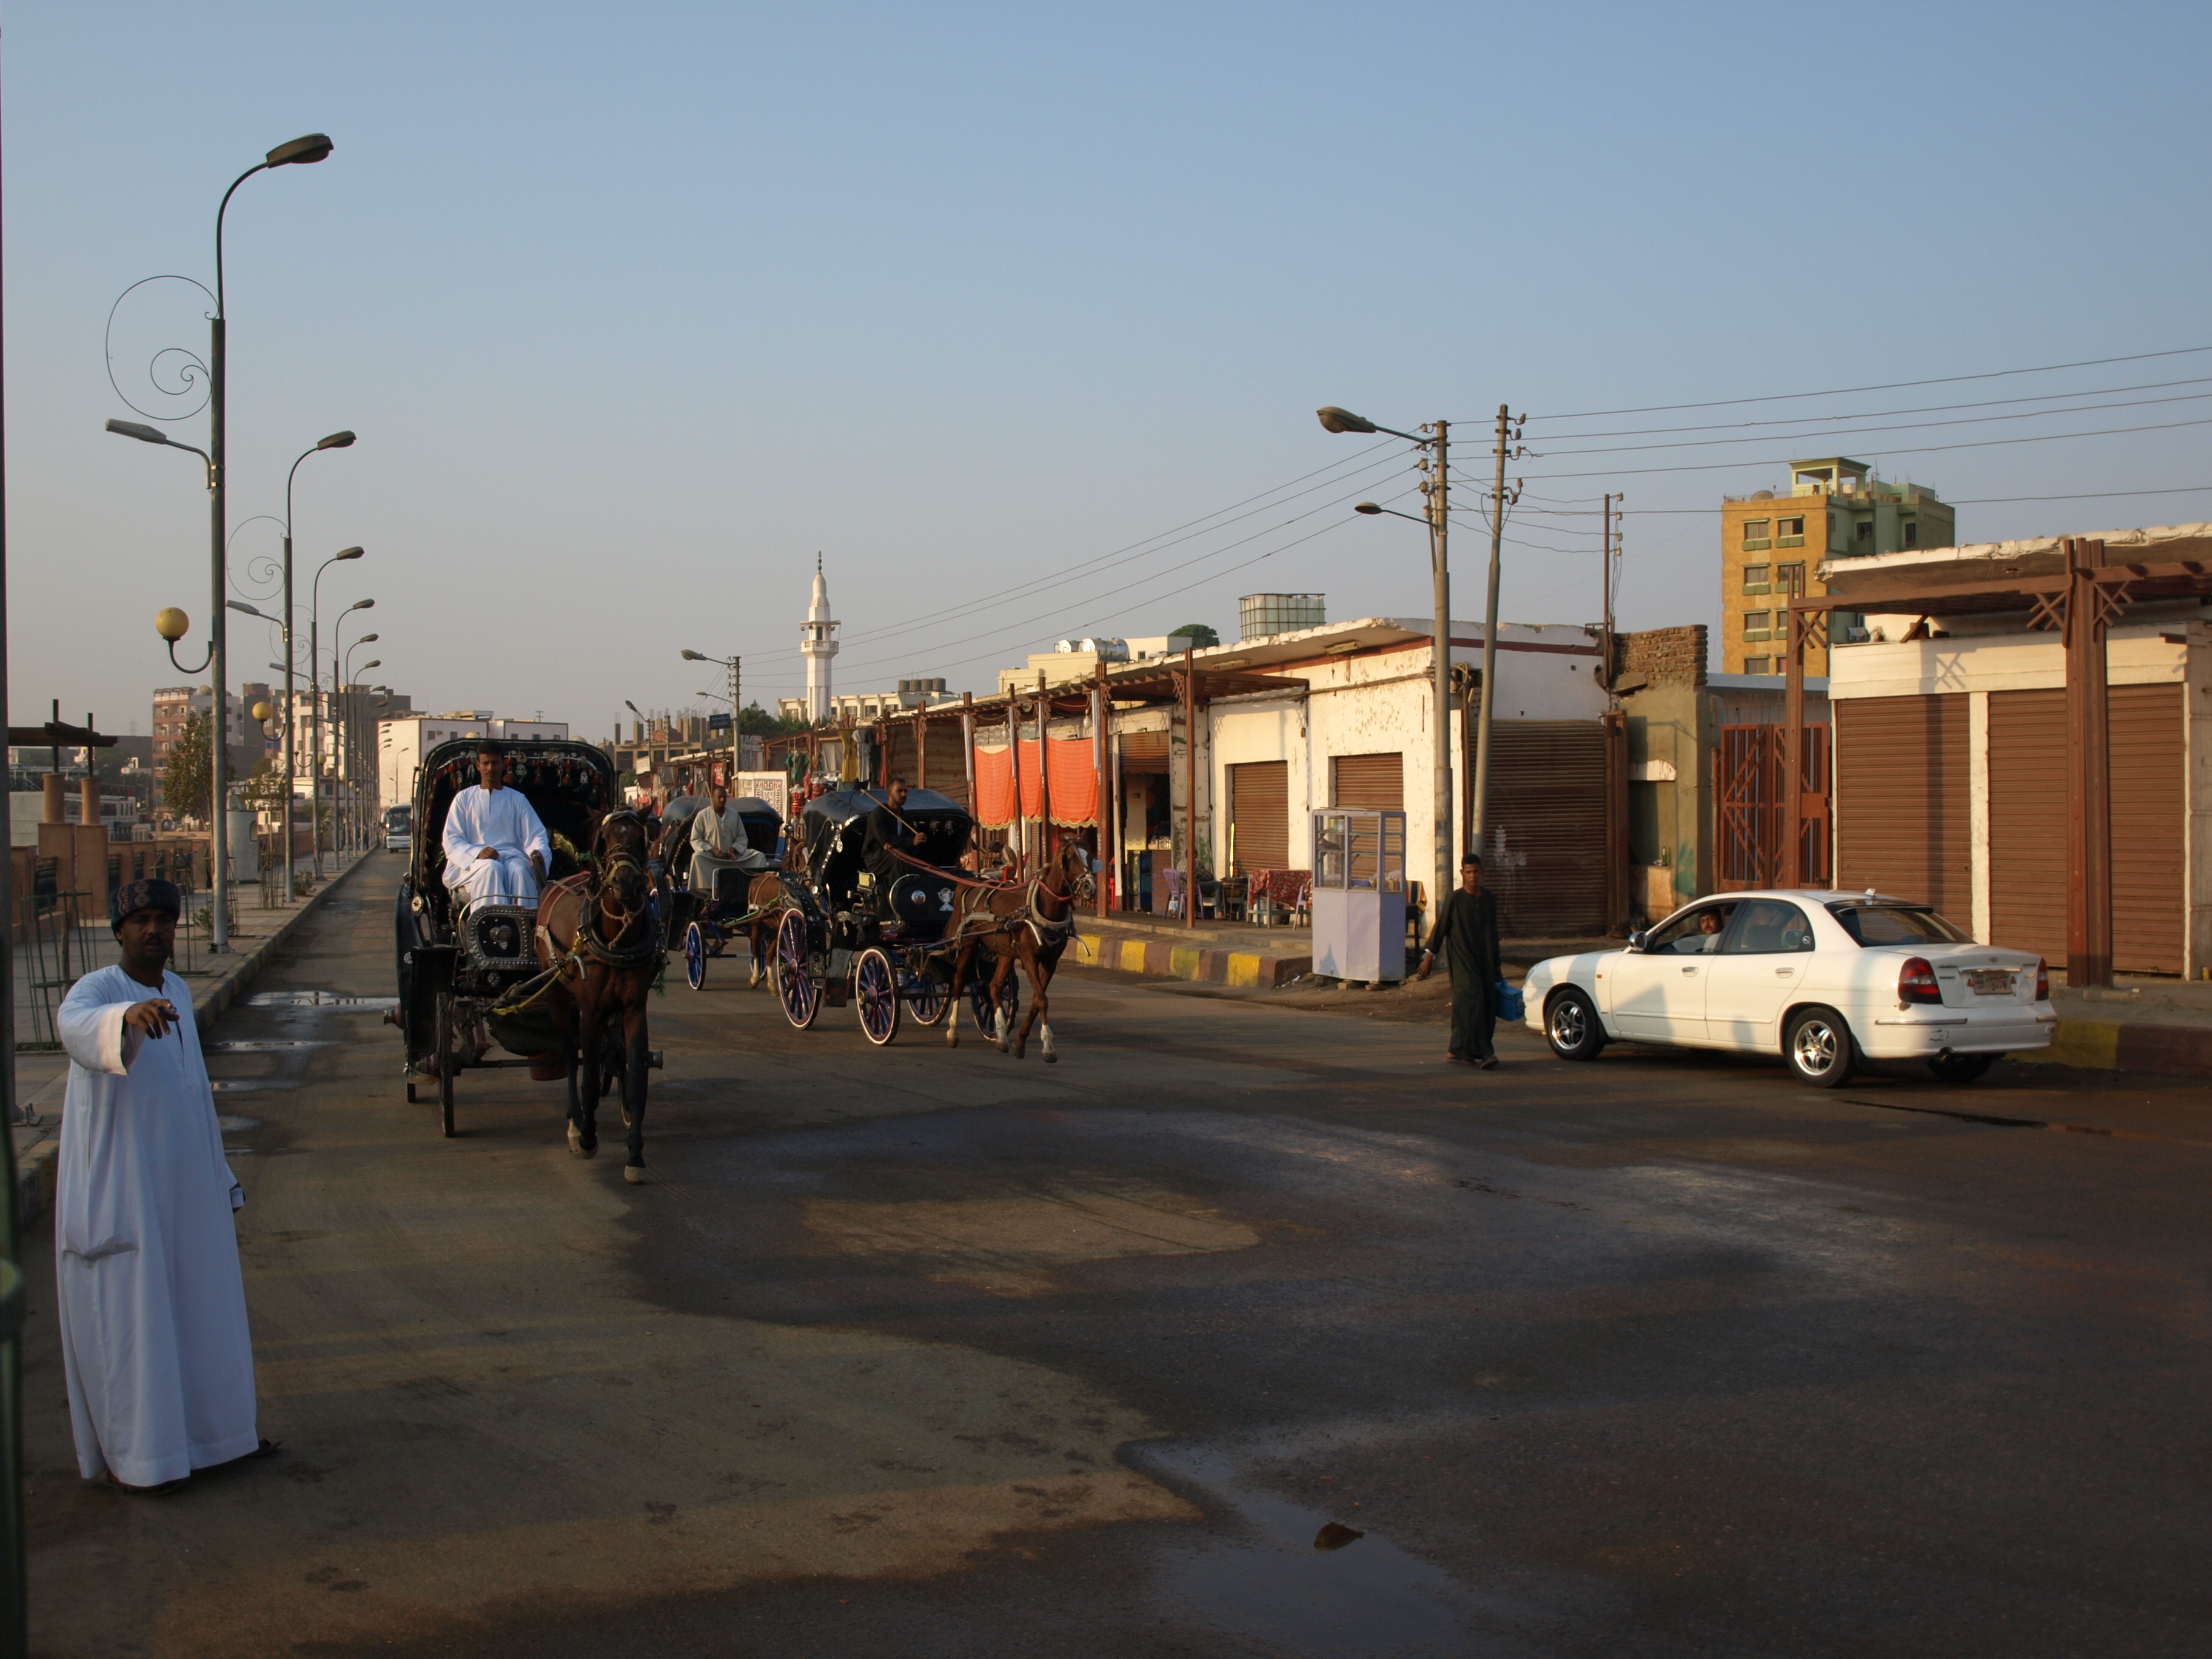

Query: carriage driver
left=441, top=742, right=552, bottom=909
left=863, top=778, right=923, bottom=884
left=689, top=781, right=771, bottom=899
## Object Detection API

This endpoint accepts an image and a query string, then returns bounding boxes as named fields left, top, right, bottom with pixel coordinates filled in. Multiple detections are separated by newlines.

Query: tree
left=1167, top=623, right=1219, bottom=649
left=162, top=709, right=214, bottom=825
left=737, top=701, right=809, bottom=737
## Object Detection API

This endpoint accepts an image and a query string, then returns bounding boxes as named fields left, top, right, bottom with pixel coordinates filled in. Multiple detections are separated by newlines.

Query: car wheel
left=1544, top=988, right=1605, bottom=1062
left=1928, top=1052, right=1996, bottom=1085
left=1785, top=1005, right=1857, bottom=1088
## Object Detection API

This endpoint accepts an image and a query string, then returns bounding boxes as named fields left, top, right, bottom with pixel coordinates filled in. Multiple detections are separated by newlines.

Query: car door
left=1607, top=904, right=1733, bottom=1042
left=1702, top=898, right=1816, bottom=1049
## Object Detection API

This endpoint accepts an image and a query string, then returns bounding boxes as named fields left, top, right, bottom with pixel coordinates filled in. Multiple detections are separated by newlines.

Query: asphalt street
left=20, top=854, right=2212, bottom=1657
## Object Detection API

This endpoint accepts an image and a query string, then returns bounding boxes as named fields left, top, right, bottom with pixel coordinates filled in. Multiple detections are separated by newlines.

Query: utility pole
left=1469, top=404, right=1523, bottom=858
left=1600, top=492, right=1615, bottom=677
left=1422, top=421, right=1452, bottom=908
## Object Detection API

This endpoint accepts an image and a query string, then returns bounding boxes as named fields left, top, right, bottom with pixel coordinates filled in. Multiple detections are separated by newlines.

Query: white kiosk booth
left=1310, top=808, right=1407, bottom=982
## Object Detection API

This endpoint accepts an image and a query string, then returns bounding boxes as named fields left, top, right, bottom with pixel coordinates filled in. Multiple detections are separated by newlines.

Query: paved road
left=21, top=855, right=2212, bottom=1657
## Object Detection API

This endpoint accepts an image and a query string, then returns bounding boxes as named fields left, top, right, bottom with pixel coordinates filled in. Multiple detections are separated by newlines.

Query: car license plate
left=1965, top=968, right=2016, bottom=996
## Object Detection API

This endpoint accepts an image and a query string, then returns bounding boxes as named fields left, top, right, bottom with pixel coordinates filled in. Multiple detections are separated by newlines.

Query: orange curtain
left=973, top=737, right=1097, bottom=826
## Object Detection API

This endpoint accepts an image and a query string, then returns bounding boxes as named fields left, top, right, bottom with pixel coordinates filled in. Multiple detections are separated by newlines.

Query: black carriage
left=771, top=787, right=1014, bottom=1044
left=659, top=794, right=785, bottom=991
left=394, top=739, right=655, bottom=1136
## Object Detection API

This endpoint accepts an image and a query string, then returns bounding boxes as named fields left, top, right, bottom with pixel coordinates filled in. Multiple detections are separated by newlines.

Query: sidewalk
left=2029, top=973, right=2212, bottom=1076
left=9, top=850, right=374, bottom=1235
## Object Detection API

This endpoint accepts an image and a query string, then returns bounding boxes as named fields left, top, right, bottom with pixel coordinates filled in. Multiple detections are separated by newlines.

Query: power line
left=1523, top=372, right=2212, bottom=441
left=1518, top=412, right=2212, bottom=483
left=1530, top=344, right=2212, bottom=421
left=1523, top=388, right=2212, bottom=460
left=1620, top=483, right=2212, bottom=514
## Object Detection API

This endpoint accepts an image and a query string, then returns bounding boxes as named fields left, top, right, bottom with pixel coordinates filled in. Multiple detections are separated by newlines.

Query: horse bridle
left=579, top=811, right=659, bottom=967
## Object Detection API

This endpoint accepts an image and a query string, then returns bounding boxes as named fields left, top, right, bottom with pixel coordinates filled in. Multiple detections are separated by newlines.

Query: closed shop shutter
left=2111, top=683, right=2184, bottom=974
left=1121, top=730, right=1171, bottom=772
left=1987, top=688, right=2065, bottom=961
left=1484, top=721, right=1608, bottom=937
left=1228, top=761, right=1288, bottom=874
left=1331, top=751, right=1403, bottom=809
left=1836, top=694, right=1970, bottom=920
left=925, top=723, right=971, bottom=809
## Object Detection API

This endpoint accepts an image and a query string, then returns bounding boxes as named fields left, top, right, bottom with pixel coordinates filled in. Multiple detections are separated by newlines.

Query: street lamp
left=269, top=429, right=357, bottom=897
left=345, top=655, right=383, bottom=851
left=309, top=555, right=366, bottom=873
left=333, top=612, right=376, bottom=856
left=103, top=133, right=334, bottom=953
left=1321, top=407, right=1458, bottom=908
left=680, top=648, right=743, bottom=767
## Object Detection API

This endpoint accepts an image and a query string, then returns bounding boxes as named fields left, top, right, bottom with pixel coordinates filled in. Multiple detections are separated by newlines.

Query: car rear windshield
left=1826, top=903, right=1971, bottom=946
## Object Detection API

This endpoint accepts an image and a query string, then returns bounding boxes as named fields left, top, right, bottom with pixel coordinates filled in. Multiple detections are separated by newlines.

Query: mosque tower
left=800, top=554, right=840, bottom=723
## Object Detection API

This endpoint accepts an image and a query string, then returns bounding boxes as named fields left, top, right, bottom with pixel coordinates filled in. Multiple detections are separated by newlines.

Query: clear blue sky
left=8, top=2, right=2209, bottom=738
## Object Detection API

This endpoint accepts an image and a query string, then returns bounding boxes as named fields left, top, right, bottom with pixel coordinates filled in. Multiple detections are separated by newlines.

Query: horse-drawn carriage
left=769, top=786, right=1019, bottom=1045
left=393, top=738, right=660, bottom=1139
left=658, top=794, right=786, bottom=991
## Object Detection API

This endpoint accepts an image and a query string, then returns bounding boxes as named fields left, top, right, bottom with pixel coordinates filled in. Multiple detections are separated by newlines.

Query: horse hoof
left=567, top=1125, right=584, bottom=1156
left=1043, top=1050, right=1057, bottom=1064
left=946, top=1027, right=959, bottom=1048
left=621, top=1108, right=634, bottom=1129
left=623, top=1164, right=646, bottom=1185
left=1013, top=1042, right=1027, bottom=1061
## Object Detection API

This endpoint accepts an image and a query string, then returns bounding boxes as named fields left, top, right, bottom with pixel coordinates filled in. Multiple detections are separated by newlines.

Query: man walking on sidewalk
left=1417, top=853, right=1503, bottom=1068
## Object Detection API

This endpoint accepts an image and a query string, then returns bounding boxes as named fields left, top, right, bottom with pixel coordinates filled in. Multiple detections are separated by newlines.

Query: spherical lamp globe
left=155, top=607, right=190, bottom=642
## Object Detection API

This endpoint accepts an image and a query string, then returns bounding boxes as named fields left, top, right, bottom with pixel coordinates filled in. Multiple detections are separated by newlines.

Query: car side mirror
left=1627, top=930, right=1648, bottom=951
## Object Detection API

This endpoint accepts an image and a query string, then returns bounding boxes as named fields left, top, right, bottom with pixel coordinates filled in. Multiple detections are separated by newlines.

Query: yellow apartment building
left=1720, top=457, right=1954, bottom=674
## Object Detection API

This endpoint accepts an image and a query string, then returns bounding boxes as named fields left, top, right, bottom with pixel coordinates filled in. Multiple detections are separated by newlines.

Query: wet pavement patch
left=207, top=1039, right=327, bottom=1052
left=210, top=1079, right=301, bottom=1093
left=246, top=991, right=396, bottom=1010
left=1130, top=1445, right=1524, bottom=1656
left=217, top=1115, right=261, bottom=1134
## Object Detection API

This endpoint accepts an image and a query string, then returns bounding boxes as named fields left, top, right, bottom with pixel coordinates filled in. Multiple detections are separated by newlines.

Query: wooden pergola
left=1783, top=535, right=2212, bottom=987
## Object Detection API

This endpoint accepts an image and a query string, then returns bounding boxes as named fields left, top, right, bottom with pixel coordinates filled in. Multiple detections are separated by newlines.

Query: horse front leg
left=571, top=1000, right=600, bottom=1158
left=1031, top=957, right=1056, bottom=1064
left=1011, top=942, right=1048, bottom=1061
left=944, top=938, right=970, bottom=1049
left=988, top=950, right=1017, bottom=1055
left=621, top=991, right=649, bottom=1184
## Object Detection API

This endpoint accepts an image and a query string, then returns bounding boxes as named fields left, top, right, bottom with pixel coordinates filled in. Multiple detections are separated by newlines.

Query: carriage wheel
left=969, top=972, right=1019, bottom=1041
left=856, top=948, right=900, bottom=1046
left=776, top=908, right=820, bottom=1030
left=908, top=969, right=951, bottom=1027
left=434, top=993, right=458, bottom=1139
left=684, top=921, right=708, bottom=990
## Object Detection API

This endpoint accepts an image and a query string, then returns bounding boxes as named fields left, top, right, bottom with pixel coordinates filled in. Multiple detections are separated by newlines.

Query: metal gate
left=1717, top=723, right=1830, bottom=890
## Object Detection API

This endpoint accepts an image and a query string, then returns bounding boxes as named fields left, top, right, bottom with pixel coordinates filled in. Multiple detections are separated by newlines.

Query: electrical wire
left=1517, top=412, right=2212, bottom=483
left=1619, top=484, right=2212, bottom=515
left=1530, top=344, right=2212, bottom=421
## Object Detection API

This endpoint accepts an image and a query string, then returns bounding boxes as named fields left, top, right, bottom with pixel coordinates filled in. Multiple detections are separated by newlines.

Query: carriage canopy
left=800, top=787, right=972, bottom=889
left=410, top=739, right=618, bottom=900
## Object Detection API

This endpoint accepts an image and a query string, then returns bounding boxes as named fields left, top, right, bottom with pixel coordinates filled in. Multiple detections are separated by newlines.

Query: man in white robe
left=56, top=878, right=263, bottom=1492
left=441, top=744, right=552, bottom=908
left=689, top=782, right=771, bottom=902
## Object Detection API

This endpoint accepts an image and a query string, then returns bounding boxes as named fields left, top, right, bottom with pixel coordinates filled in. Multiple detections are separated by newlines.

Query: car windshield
left=1826, top=903, right=1971, bottom=946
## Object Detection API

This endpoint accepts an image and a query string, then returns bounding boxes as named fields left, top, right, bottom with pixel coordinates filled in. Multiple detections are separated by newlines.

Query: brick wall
left=1615, top=625, right=1707, bottom=688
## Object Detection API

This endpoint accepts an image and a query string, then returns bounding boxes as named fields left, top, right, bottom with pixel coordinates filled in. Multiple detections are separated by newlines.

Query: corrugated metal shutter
left=1331, top=752, right=1403, bottom=809
left=2111, top=683, right=2184, bottom=974
left=1835, top=694, right=1970, bottom=920
left=1987, top=688, right=2065, bottom=961
left=1121, top=731, right=1171, bottom=771
left=925, top=723, right=970, bottom=809
left=1484, top=721, right=1607, bottom=937
left=1228, top=762, right=1288, bottom=874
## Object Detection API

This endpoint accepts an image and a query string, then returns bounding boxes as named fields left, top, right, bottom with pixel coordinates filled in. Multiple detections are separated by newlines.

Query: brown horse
left=537, top=809, right=661, bottom=1182
left=740, top=870, right=789, bottom=988
left=943, top=840, right=1095, bottom=1061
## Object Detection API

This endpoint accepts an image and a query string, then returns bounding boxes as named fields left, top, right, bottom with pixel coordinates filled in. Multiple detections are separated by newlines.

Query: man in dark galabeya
left=1418, top=852, right=1503, bottom=1068
left=863, top=777, right=922, bottom=883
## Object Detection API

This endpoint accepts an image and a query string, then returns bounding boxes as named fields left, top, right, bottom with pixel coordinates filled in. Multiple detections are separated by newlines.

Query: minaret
left=800, top=553, right=840, bottom=723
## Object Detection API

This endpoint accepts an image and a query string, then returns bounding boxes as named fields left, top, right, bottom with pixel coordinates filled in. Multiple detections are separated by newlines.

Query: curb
left=2013, top=1017, right=2212, bottom=1078
left=1068, top=927, right=1310, bottom=988
left=12, top=852, right=373, bottom=1235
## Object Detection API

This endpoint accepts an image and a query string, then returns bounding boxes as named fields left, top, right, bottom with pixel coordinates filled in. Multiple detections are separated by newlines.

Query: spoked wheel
left=776, top=908, right=820, bottom=1030
left=856, top=947, right=901, bottom=1046
left=969, top=972, right=1020, bottom=1042
left=684, top=921, right=707, bottom=990
left=434, top=992, right=458, bottom=1138
left=907, top=967, right=952, bottom=1027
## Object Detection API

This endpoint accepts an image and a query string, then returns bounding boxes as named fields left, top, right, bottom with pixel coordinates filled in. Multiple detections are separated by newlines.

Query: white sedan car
left=1521, top=890, right=2057, bottom=1087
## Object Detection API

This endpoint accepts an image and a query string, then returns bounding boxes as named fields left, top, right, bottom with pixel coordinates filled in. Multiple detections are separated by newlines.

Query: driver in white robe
left=56, top=877, right=266, bottom=1492
left=441, top=744, right=551, bottom=908
left=689, top=782, right=771, bottom=901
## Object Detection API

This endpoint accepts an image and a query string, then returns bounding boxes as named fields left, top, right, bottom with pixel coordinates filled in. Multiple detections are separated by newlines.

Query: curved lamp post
left=1319, top=406, right=1458, bottom=910
left=104, top=133, right=333, bottom=951
left=308, top=553, right=365, bottom=873
left=343, top=646, right=381, bottom=852
left=332, top=611, right=375, bottom=856
left=273, top=431, right=355, bottom=894
left=681, top=648, right=743, bottom=767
